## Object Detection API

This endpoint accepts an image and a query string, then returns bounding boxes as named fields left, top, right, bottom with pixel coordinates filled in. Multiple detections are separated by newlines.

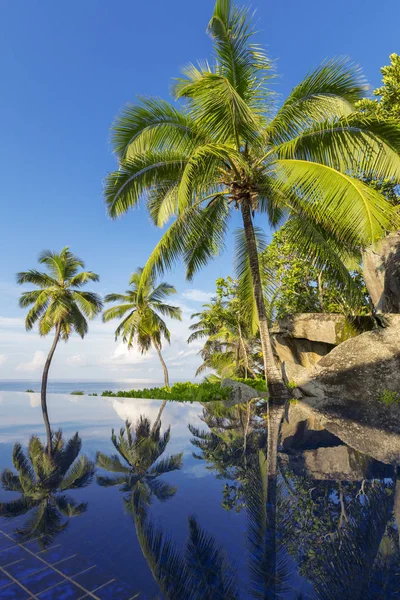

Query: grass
left=378, top=389, right=400, bottom=405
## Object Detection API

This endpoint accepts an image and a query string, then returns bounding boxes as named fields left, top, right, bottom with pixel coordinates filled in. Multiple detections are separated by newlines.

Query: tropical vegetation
left=16, top=247, right=102, bottom=453
left=104, top=0, right=400, bottom=397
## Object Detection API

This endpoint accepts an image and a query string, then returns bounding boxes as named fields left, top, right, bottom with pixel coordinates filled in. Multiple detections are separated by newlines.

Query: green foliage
left=101, top=381, right=230, bottom=403
left=25, top=389, right=35, bottom=393
left=356, top=54, right=400, bottom=120
left=17, top=247, right=102, bottom=339
left=260, top=224, right=371, bottom=319
left=356, top=54, right=400, bottom=211
left=189, top=277, right=263, bottom=379
left=378, top=388, right=400, bottom=405
left=104, top=5, right=400, bottom=293
left=70, top=390, right=84, bottom=396
left=88, top=393, right=98, bottom=396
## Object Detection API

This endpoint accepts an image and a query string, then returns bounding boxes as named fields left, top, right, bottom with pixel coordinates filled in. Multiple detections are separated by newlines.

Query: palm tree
left=103, top=268, right=181, bottom=427
left=96, top=416, right=183, bottom=515
left=104, top=0, right=400, bottom=398
left=17, top=247, right=102, bottom=453
left=0, top=432, right=95, bottom=548
left=103, top=268, right=181, bottom=387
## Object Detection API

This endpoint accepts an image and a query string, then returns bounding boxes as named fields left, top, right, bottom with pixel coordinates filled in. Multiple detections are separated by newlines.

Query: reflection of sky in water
left=0, top=391, right=246, bottom=596
left=0, top=392, right=397, bottom=598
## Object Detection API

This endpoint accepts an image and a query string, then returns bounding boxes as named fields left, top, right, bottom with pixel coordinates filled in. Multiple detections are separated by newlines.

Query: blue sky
left=0, top=0, right=399, bottom=382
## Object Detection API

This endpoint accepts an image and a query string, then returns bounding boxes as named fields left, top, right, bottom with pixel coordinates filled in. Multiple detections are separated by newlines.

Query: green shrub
left=25, top=389, right=35, bottom=393
left=88, top=393, right=98, bottom=396
left=70, top=390, right=84, bottom=396
left=100, top=381, right=231, bottom=403
left=378, top=389, right=400, bottom=405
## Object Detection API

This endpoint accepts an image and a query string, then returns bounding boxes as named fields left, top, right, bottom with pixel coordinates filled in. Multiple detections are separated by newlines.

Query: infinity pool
left=0, top=392, right=398, bottom=599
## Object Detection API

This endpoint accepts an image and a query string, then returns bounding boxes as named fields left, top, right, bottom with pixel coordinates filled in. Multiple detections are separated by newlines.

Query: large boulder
left=301, top=317, right=400, bottom=406
left=363, top=231, right=400, bottom=312
left=271, top=313, right=377, bottom=371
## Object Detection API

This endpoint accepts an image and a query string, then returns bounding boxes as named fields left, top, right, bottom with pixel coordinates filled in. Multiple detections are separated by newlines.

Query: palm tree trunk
left=151, top=337, right=169, bottom=432
left=152, top=337, right=169, bottom=386
left=241, top=203, right=289, bottom=400
left=41, top=322, right=61, bottom=455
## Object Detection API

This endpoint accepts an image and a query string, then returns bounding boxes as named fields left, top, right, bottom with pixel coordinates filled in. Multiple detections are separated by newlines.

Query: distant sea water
left=0, top=380, right=164, bottom=395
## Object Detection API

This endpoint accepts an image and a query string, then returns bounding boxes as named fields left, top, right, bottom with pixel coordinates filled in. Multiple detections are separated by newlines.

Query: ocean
left=0, top=380, right=164, bottom=395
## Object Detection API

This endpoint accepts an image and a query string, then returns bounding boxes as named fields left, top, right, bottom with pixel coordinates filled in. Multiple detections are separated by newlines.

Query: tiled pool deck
left=0, top=526, right=138, bottom=600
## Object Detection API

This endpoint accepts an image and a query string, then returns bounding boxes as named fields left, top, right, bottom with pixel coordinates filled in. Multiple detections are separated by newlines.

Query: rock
left=304, top=319, right=400, bottom=405
left=271, top=313, right=380, bottom=372
left=363, top=231, right=400, bottom=312
left=273, top=334, right=333, bottom=370
left=221, top=378, right=268, bottom=406
left=271, top=313, right=356, bottom=345
left=287, top=397, right=400, bottom=465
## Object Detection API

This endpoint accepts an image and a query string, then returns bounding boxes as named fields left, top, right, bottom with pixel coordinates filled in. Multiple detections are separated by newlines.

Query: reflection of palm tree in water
left=0, top=432, right=95, bottom=548
left=96, top=416, right=183, bottom=512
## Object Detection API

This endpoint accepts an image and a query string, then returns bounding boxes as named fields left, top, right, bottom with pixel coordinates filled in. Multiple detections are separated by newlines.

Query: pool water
left=0, top=392, right=398, bottom=599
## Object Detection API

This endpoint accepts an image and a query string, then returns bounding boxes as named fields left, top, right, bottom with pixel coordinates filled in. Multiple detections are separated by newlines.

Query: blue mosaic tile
left=0, top=545, right=27, bottom=567
left=5, top=554, right=45, bottom=579
left=0, top=534, right=16, bottom=552
left=37, top=545, right=68, bottom=564
left=37, top=580, right=86, bottom=599
left=95, top=579, right=138, bottom=600
left=0, top=582, right=31, bottom=599
left=54, top=554, right=94, bottom=577
left=0, top=569, right=13, bottom=588
left=20, top=566, right=63, bottom=595
left=73, top=567, right=113, bottom=592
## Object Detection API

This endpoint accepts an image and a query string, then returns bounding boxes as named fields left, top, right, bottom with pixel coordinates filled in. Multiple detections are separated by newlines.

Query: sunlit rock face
left=271, top=313, right=381, bottom=371
left=363, top=231, right=400, bottom=312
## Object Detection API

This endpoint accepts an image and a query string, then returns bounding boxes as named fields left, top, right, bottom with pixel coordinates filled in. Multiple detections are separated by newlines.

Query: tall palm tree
left=17, top=247, right=102, bottom=453
left=103, top=268, right=181, bottom=388
left=96, top=416, right=183, bottom=515
left=104, top=0, right=400, bottom=398
left=0, top=432, right=95, bottom=548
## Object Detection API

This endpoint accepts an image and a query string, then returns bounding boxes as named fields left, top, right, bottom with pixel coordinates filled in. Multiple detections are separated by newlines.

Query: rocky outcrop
left=271, top=313, right=377, bottom=371
left=363, top=231, right=400, bottom=312
left=298, top=317, right=400, bottom=403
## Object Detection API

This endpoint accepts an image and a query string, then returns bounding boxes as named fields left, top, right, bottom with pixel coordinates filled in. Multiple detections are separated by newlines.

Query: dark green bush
left=101, top=381, right=230, bottom=403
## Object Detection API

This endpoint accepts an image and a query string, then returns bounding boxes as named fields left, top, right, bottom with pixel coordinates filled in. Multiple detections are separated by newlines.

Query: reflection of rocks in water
left=281, top=445, right=392, bottom=481
left=285, top=400, right=400, bottom=465
left=281, top=413, right=395, bottom=481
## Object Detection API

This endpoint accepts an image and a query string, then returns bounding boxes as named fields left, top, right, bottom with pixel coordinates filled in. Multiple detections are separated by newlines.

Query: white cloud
left=15, top=351, right=46, bottom=372
left=66, top=354, right=87, bottom=367
left=182, top=289, right=213, bottom=303
left=0, top=354, right=7, bottom=366
left=0, top=317, right=25, bottom=328
left=99, top=343, right=153, bottom=368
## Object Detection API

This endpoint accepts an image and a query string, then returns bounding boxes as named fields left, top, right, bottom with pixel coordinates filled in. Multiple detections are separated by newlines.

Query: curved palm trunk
left=41, top=322, right=61, bottom=455
left=152, top=338, right=169, bottom=387
left=241, top=203, right=289, bottom=400
left=151, top=337, right=169, bottom=432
